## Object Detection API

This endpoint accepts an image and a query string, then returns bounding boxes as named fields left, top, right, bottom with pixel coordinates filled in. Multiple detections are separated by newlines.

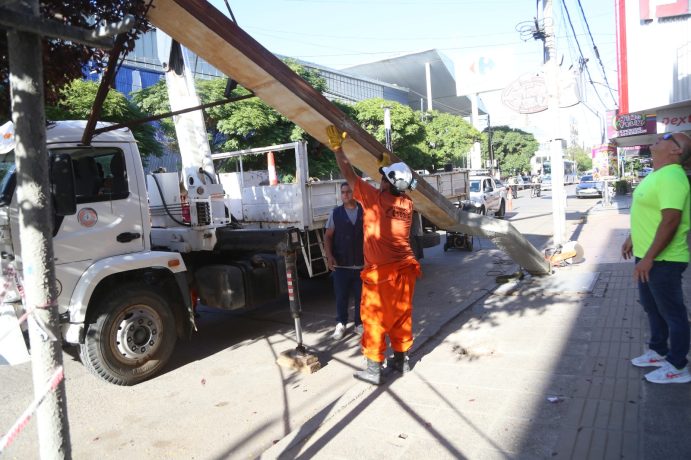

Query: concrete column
left=425, top=62, right=433, bottom=111
left=470, top=94, right=482, bottom=170
left=544, top=0, right=566, bottom=246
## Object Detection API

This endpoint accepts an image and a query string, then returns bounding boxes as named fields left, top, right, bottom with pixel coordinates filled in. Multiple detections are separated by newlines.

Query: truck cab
left=0, top=120, right=295, bottom=385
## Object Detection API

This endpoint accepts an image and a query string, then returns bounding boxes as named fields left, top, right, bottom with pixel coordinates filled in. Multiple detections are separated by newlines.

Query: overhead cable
left=560, top=0, right=611, bottom=110
left=575, top=0, right=618, bottom=106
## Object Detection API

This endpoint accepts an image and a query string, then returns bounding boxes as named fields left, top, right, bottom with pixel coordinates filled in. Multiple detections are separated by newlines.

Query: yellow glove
left=378, top=152, right=392, bottom=168
left=326, top=125, right=347, bottom=150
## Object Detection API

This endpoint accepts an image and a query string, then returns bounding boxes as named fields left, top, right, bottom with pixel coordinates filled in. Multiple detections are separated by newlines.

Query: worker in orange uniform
left=326, top=125, right=421, bottom=385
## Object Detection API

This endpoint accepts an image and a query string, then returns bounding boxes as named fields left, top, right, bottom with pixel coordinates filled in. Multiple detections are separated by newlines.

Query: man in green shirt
left=622, top=132, right=691, bottom=384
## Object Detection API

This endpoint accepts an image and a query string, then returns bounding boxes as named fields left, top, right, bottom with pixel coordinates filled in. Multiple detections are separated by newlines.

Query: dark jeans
left=332, top=267, right=362, bottom=326
left=636, top=258, right=690, bottom=369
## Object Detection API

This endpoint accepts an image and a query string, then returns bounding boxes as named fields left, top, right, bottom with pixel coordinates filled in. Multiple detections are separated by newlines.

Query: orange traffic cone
left=507, top=187, right=513, bottom=211
left=267, top=151, right=278, bottom=185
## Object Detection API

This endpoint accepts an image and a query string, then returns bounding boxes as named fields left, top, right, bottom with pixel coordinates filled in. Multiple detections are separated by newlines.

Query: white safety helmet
left=380, top=162, right=417, bottom=193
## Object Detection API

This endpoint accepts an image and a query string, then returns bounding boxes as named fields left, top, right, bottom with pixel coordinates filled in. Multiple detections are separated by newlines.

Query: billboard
left=591, top=144, right=616, bottom=178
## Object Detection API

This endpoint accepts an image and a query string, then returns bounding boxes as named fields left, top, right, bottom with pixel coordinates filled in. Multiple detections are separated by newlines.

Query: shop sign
left=657, top=106, right=691, bottom=131
left=612, top=112, right=657, bottom=137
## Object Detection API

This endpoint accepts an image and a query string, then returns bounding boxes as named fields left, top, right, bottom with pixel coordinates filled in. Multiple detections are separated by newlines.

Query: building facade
left=610, top=0, right=691, bottom=148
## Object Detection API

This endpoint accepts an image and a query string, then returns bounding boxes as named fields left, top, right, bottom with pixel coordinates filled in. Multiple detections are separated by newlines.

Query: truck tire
left=79, top=285, right=177, bottom=386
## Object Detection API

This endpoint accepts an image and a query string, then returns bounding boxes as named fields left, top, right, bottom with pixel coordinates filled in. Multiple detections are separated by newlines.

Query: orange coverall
left=353, top=177, right=421, bottom=363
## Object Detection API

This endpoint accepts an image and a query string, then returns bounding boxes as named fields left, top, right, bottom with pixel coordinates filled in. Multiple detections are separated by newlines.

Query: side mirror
left=50, top=153, right=76, bottom=216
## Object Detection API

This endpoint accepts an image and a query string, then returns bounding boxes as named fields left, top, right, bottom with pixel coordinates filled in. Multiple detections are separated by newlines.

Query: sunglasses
left=662, top=133, right=681, bottom=149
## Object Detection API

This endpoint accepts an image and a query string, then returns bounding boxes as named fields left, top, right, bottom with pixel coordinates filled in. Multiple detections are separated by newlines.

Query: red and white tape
left=0, top=366, right=64, bottom=453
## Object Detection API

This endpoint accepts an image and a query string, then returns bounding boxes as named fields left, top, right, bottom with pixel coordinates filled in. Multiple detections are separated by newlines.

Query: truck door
left=51, top=144, right=146, bottom=265
left=484, top=178, right=498, bottom=212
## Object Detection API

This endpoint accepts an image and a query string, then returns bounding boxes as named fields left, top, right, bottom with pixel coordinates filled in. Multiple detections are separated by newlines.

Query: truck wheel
left=465, top=236, right=474, bottom=251
left=496, top=200, right=506, bottom=218
left=80, top=285, right=177, bottom=386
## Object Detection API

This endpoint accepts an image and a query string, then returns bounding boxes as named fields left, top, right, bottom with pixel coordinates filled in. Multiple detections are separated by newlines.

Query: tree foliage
left=0, top=0, right=151, bottom=120
left=421, top=111, right=479, bottom=170
left=132, top=58, right=338, bottom=177
left=568, top=146, right=593, bottom=172
left=46, top=79, right=161, bottom=159
left=482, top=126, right=538, bottom=176
left=351, top=98, right=428, bottom=169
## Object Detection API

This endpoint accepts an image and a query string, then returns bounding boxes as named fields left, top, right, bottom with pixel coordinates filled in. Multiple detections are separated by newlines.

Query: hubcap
left=111, top=304, right=163, bottom=364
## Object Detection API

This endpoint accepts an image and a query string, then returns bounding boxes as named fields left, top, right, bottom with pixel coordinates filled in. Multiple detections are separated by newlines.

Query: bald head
left=651, top=132, right=691, bottom=169
left=675, top=132, right=691, bottom=166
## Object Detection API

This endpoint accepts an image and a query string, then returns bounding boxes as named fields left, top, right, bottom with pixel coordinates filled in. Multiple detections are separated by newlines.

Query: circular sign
left=77, top=207, right=98, bottom=228
left=501, top=73, right=548, bottom=114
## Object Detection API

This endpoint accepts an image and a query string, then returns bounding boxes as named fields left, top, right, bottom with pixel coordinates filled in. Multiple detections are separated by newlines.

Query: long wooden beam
left=147, top=0, right=550, bottom=275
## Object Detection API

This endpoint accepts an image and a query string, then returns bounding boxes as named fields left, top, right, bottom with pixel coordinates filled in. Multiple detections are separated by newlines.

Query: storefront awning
left=610, top=133, right=657, bottom=147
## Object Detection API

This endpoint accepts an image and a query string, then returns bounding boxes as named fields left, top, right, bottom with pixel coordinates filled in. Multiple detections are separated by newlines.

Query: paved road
left=1, top=188, right=649, bottom=459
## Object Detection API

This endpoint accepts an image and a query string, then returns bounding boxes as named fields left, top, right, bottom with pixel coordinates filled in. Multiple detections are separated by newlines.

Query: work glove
left=378, top=152, right=392, bottom=168
left=326, top=125, right=347, bottom=150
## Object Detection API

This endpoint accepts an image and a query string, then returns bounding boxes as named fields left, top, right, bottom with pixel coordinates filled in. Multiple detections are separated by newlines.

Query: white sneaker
left=354, top=324, right=364, bottom=336
left=332, top=323, right=345, bottom=340
left=631, top=349, right=666, bottom=368
left=644, top=361, right=691, bottom=384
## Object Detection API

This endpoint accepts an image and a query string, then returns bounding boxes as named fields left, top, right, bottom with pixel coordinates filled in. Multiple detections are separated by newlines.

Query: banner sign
left=609, top=112, right=657, bottom=138
left=591, top=144, right=616, bottom=178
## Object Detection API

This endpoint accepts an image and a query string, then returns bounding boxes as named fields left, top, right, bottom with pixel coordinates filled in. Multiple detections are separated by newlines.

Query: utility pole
left=1, top=1, right=131, bottom=456
left=383, top=106, right=393, bottom=151
left=487, top=114, right=495, bottom=177
left=470, top=93, right=483, bottom=171
left=543, top=0, right=567, bottom=246
left=6, top=0, right=71, bottom=456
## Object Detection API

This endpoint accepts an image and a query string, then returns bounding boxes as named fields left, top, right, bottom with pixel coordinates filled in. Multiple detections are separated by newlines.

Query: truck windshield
left=0, top=158, right=16, bottom=206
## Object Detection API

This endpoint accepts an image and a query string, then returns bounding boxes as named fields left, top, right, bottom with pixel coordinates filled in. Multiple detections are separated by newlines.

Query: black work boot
left=392, top=351, right=411, bottom=374
left=353, top=358, right=383, bottom=385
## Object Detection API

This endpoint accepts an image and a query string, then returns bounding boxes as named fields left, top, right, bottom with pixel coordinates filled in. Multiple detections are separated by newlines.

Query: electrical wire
left=575, top=0, right=618, bottom=106
left=560, top=0, right=611, bottom=110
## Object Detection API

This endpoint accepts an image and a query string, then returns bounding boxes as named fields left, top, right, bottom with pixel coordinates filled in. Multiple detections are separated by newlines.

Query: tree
left=567, top=145, right=593, bottom=172
left=482, top=126, right=538, bottom=176
left=0, top=0, right=152, bottom=120
left=421, top=111, right=479, bottom=170
left=132, top=59, right=340, bottom=177
left=351, top=98, right=426, bottom=169
left=47, top=80, right=162, bottom=160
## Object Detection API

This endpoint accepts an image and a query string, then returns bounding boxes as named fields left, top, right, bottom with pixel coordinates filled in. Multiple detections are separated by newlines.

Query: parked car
left=575, top=175, right=603, bottom=198
left=467, top=175, right=507, bottom=218
left=638, top=167, right=653, bottom=178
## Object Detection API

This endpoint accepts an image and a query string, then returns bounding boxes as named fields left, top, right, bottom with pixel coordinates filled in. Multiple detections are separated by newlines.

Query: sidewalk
left=262, top=195, right=691, bottom=459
